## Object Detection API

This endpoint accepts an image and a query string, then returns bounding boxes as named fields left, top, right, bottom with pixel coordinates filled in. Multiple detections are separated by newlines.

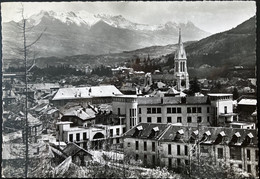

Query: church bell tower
left=174, top=28, right=189, bottom=91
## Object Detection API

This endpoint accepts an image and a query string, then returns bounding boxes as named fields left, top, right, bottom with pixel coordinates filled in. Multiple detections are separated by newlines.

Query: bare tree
left=3, top=3, right=47, bottom=177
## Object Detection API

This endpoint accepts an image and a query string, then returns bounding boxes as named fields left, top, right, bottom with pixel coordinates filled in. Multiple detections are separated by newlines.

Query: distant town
left=2, top=25, right=258, bottom=178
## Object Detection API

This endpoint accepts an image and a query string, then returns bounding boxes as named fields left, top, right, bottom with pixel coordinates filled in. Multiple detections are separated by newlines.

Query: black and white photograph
left=1, top=1, right=258, bottom=178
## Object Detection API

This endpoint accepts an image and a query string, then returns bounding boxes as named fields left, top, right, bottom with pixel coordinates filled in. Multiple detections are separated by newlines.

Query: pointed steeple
left=175, top=28, right=187, bottom=59
left=178, top=28, right=182, bottom=45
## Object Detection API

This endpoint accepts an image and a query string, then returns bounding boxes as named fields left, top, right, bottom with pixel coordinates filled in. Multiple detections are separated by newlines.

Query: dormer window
left=174, top=129, right=184, bottom=141
left=190, top=130, right=198, bottom=143
left=200, top=130, right=211, bottom=143
left=214, top=131, right=226, bottom=144
left=229, top=132, right=241, bottom=145
left=133, top=126, right=143, bottom=137
left=149, top=127, right=159, bottom=138
left=242, top=132, right=254, bottom=146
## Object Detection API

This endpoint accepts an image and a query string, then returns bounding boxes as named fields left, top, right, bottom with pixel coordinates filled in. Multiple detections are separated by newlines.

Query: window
left=230, top=147, right=241, bottom=160
left=144, top=154, right=147, bottom=164
left=76, top=133, right=80, bottom=141
left=256, top=165, right=259, bottom=176
left=207, top=116, right=210, bottom=122
left=147, top=108, right=151, bottom=114
left=198, top=107, right=202, bottom=113
left=201, top=146, right=208, bottom=153
left=177, top=107, right=182, bottom=113
left=185, top=146, right=188, bottom=156
left=167, top=117, right=172, bottom=123
left=152, top=108, right=156, bottom=114
left=157, top=117, right=162, bottom=123
left=139, top=108, right=141, bottom=114
left=177, top=145, right=180, bottom=155
left=110, top=129, right=113, bottom=137
left=135, top=154, right=139, bottom=161
left=168, top=158, right=172, bottom=168
left=185, top=160, right=189, bottom=165
left=168, top=144, right=171, bottom=155
left=187, top=107, right=191, bottom=113
left=177, top=158, right=181, bottom=166
left=116, top=138, right=120, bottom=143
left=157, top=108, right=161, bottom=113
left=197, top=116, right=202, bottom=123
left=152, top=142, right=155, bottom=152
left=147, top=117, right=151, bottom=123
left=247, top=164, right=251, bottom=173
left=207, top=107, right=210, bottom=113
left=256, top=150, right=258, bottom=161
left=247, top=149, right=251, bottom=161
left=177, top=117, right=182, bottom=123
left=224, top=106, right=227, bottom=114
left=172, top=108, right=176, bottom=113
left=136, top=141, right=139, bottom=150
left=127, top=142, right=131, bottom=147
left=116, top=128, right=120, bottom=135
left=139, top=117, right=142, bottom=123
left=218, top=148, right=224, bottom=159
left=69, top=134, right=73, bottom=142
left=123, top=127, right=126, bottom=133
left=144, top=141, right=147, bottom=151
left=192, top=107, right=196, bottom=113
left=83, top=132, right=87, bottom=140
left=167, top=108, right=171, bottom=113
left=118, top=108, right=120, bottom=115
left=152, top=155, right=156, bottom=166
left=187, top=116, right=192, bottom=123
left=239, top=164, right=242, bottom=168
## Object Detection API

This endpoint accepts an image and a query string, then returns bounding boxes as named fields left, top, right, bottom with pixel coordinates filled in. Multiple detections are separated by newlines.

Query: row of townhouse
left=123, top=123, right=258, bottom=177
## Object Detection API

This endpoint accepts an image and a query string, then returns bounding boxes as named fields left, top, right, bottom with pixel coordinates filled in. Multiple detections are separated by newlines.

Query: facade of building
left=56, top=121, right=125, bottom=150
left=123, top=123, right=258, bottom=177
left=112, top=95, right=138, bottom=131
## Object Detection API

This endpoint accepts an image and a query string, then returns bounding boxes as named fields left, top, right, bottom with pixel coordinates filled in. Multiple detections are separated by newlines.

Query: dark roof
left=63, top=143, right=93, bottom=157
left=123, top=123, right=170, bottom=140
left=159, top=125, right=258, bottom=147
left=152, top=74, right=175, bottom=81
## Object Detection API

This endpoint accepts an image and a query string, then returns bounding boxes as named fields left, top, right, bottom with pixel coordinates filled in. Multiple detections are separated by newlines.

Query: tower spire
left=178, top=28, right=182, bottom=45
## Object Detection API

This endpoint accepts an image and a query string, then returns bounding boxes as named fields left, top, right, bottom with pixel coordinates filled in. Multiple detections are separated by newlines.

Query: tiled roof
left=62, top=143, right=92, bottom=157
left=159, top=124, right=258, bottom=146
left=123, top=123, right=170, bottom=140
left=238, top=99, right=257, bottom=106
left=62, top=107, right=96, bottom=120
left=52, top=85, right=122, bottom=100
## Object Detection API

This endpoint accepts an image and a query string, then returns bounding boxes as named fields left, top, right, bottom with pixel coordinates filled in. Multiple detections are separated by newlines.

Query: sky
left=1, top=1, right=256, bottom=34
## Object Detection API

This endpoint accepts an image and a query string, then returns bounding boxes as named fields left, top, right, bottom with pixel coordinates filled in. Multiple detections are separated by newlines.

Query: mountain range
left=2, top=10, right=210, bottom=59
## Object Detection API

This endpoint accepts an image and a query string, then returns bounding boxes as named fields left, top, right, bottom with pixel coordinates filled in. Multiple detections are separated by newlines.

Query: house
left=123, top=123, right=258, bottom=177
left=237, top=98, right=257, bottom=122
left=60, top=106, right=96, bottom=127
left=56, top=121, right=125, bottom=150
left=52, top=85, right=122, bottom=107
left=62, top=143, right=93, bottom=166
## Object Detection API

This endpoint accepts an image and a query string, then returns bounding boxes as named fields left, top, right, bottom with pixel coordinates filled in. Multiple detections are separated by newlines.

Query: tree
left=3, top=4, right=47, bottom=177
left=188, top=77, right=201, bottom=95
left=233, top=87, right=239, bottom=100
